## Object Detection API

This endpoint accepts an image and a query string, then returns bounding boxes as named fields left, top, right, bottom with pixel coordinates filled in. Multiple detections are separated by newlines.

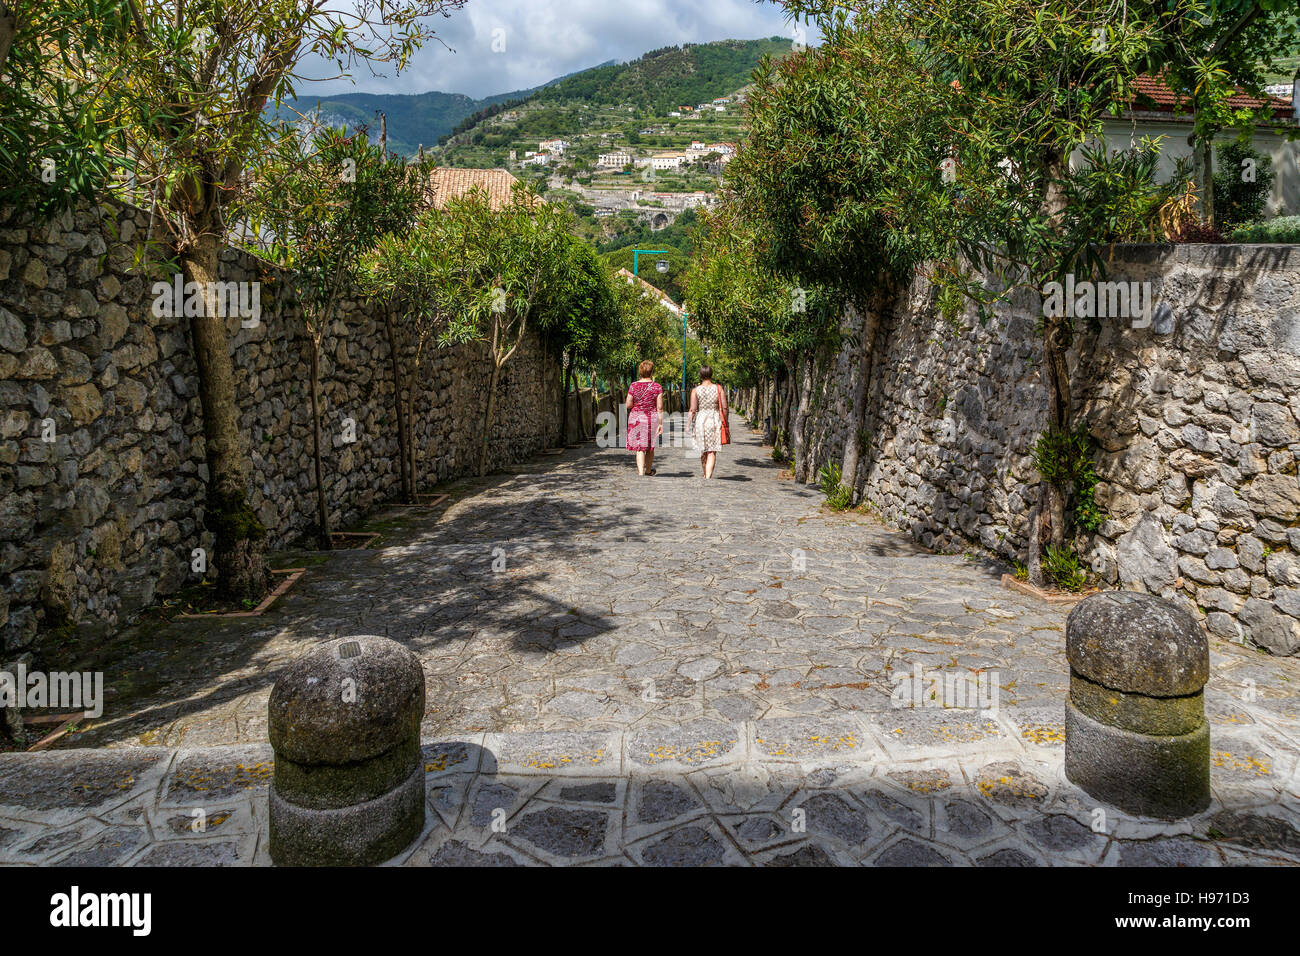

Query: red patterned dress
left=626, top=380, right=662, bottom=452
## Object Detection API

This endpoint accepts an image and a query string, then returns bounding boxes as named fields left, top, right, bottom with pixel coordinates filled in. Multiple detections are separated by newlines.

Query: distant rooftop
left=1128, top=74, right=1293, bottom=120
left=421, top=167, right=524, bottom=210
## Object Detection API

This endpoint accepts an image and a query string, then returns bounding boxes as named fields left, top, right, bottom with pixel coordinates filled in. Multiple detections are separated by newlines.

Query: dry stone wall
left=748, top=244, right=1300, bottom=655
left=0, top=201, right=562, bottom=654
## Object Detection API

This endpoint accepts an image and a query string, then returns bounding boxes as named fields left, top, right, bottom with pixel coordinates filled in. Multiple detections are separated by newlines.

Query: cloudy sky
left=304, top=0, right=814, bottom=99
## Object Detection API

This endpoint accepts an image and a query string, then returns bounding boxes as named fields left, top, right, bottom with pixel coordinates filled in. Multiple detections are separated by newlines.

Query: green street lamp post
left=632, top=248, right=687, bottom=413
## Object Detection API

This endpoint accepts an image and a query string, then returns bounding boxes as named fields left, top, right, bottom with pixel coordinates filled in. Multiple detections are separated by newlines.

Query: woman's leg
left=635, top=450, right=646, bottom=475
left=645, top=447, right=655, bottom=473
left=699, top=451, right=707, bottom=475
left=704, top=452, right=716, bottom=479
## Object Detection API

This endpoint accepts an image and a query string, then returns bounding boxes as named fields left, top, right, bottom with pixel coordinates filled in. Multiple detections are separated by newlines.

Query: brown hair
left=699, top=365, right=713, bottom=382
left=637, top=360, right=654, bottom=378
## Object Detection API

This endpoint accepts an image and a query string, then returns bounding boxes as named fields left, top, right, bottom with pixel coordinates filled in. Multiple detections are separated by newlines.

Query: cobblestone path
left=3, top=415, right=1299, bottom=865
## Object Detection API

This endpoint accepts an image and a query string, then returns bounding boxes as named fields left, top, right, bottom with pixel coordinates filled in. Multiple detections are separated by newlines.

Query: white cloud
left=295, top=0, right=812, bottom=99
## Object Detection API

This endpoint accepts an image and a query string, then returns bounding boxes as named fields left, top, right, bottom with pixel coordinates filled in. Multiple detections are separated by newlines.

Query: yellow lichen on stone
left=1211, top=751, right=1271, bottom=776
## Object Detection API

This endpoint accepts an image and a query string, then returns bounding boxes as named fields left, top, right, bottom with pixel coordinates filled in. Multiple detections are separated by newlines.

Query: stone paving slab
left=2, top=719, right=1299, bottom=866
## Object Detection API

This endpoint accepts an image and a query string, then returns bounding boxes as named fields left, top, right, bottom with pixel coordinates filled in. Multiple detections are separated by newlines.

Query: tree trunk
left=759, top=374, right=769, bottom=447
left=779, top=366, right=795, bottom=452
left=478, top=359, right=502, bottom=476
left=309, top=342, right=332, bottom=550
left=1027, top=501, right=1046, bottom=588
left=1044, top=316, right=1071, bottom=544
left=580, top=379, right=593, bottom=439
left=0, top=3, right=16, bottom=74
left=1195, top=135, right=1215, bottom=228
left=792, top=354, right=816, bottom=483
left=1042, top=147, right=1069, bottom=223
left=181, top=236, right=269, bottom=602
left=383, top=309, right=411, bottom=503
left=559, top=355, right=572, bottom=446
left=842, top=293, right=884, bottom=502
left=408, top=401, right=419, bottom=497
left=1030, top=315, right=1073, bottom=586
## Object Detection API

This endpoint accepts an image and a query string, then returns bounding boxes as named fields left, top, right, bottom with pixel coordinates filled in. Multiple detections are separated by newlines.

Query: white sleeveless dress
left=692, top=384, right=722, bottom=453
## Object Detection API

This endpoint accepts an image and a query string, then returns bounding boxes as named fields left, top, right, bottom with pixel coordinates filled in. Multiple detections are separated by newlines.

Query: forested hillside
left=535, top=38, right=789, bottom=111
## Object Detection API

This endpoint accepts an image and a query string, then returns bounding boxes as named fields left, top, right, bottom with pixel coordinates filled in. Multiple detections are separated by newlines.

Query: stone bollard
left=1064, top=591, right=1210, bottom=819
left=268, top=636, right=425, bottom=865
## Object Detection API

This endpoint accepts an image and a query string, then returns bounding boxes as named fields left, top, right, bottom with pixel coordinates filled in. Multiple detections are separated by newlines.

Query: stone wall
left=0, top=201, right=563, bottom=653
left=745, top=244, right=1300, bottom=655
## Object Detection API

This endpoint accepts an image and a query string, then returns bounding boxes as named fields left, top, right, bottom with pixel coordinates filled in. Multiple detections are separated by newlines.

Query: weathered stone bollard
left=269, top=636, right=425, bottom=865
left=1064, top=591, right=1210, bottom=819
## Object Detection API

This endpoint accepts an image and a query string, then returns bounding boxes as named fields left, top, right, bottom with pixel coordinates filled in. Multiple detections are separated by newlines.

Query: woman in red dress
left=625, top=359, right=663, bottom=476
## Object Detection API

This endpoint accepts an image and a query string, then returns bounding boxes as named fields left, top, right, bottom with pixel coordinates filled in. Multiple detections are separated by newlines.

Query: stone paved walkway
left=2, top=719, right=1298, bottom=865
left=4, top=416, right=1300, bottom=865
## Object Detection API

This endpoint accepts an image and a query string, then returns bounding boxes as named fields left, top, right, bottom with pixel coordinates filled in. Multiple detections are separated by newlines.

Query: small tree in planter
left=358, top=210, right=456, bottom=499
left=432, top=184, right=574, bottom=476
left=246, top=126, right=421, bottom=546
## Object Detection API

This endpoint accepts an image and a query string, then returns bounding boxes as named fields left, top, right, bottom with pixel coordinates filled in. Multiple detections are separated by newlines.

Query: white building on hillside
left=597, top=151, right=633, bottom=168
left=635, top=153, right=687, bottom=171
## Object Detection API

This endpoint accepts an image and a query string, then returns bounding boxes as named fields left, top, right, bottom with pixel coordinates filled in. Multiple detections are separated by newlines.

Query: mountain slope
left=281, top=65, right=607, bottom=156
left=535, top=37, right=788, bottom=112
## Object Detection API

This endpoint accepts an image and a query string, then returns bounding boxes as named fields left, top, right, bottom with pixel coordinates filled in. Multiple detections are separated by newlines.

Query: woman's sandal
left=647, top=468, right=657, bottom=476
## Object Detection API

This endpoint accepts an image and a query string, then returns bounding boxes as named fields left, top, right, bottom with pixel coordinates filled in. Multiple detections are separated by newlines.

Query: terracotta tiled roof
left=420, top=167, right=524, bottom=210
left=1128, top=74, right=1292, bottom=120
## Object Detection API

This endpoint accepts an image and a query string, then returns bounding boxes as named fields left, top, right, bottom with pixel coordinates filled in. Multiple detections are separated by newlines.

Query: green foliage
left=543, top=239, right=623, bottom=370
left=602, top=270, right=698, bottom=386
left=818, top=463, right=852, bottom=510
left=1230, top=215, right=1300, bottom=243
left=1031, top=425, right=1106, bottom=533
left=601, top=245, right=691, bottom=304
left=1158, top=0, right=1300, bottom=165
left=246, top=125, right=421, bottom=335
left=720, top=10, right=950, bottom=305
left=535, top=39, right=789, bottom=113
left=0, top=1, right=130, bottom=216
left=1063, top=140, right=1187, bottom=245
left=1213, top=141, right=1276, bottom=230
left=1030, top=426, right=1089, bottom=485
left=91, top=0, right=465, bottom=250
left=684, top=202, right=842, bottom=378
left=1043, top=546, right=1089, bottom=592
left=599, top=208, right=697, bottom=255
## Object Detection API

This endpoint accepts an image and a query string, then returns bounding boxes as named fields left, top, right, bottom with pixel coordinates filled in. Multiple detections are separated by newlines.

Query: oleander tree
left=685, top=202, right=842, bottom=478
left=741, top=0, right=1204, bottom=583
left=84, top=0, right=465, bottom=600
left=0, top=0, right=129, bottom=216
left=429, top=184, right=574, bottom=476
left=245, top=126, right=421, bottom=546
left=357, top=203, right=460, bottom=500
left=542, top=238, right=621, bottom=444
left=696, top=3, right=952, bottom=485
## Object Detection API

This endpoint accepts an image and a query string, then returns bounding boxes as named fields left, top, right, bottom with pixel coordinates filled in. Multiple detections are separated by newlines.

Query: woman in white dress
left=688, top=365, right=728, bottom=479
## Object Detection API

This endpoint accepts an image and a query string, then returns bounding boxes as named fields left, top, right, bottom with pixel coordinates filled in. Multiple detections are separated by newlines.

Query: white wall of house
left=1089, top=115, right=1300, bottom=218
